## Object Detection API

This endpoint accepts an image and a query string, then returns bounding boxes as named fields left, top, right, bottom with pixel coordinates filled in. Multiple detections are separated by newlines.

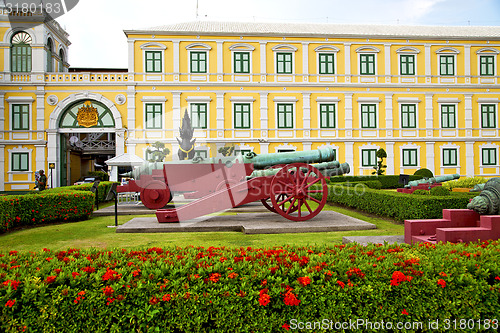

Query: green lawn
left=0, top=203, right=403, bottom=252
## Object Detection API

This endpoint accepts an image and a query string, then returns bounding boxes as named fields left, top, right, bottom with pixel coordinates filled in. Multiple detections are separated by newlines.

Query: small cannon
left=404, top=174, right=460, bottom=188
left=118, top=148, right=349, bottom=214
left=468, top=178, right=500, bottom=215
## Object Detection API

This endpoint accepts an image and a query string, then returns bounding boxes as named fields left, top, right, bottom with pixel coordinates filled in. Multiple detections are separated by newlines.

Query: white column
left=0, top=93, right=4, bottom=140
left=385, top=93, right=393, bottom=138
left=47, top=130, right=59, bottom=188
left=302, top=93, right=311, bottom=135
left=217, top=41, right=223, bottom=82
left=466, top=142, right=475, bottom=176
left=216, top=92, right=225, bottom=138
left=260, top=42, right=267, bottom=81
left=126, top=86, right=136, bottom=139
left=260, top=92, right=268, bottom=138
left=110, top=166, right=118, bottom=182
left=302, top=142, right=312, bottom=151
left=344, top=43, right=351, bottom=82
left=425, top=44, right=431, bottom=83
left=426, top=142, right=435, bottom=175
left=345, top=142, right=354, bottom=175
left=425, top=93, right=434, bottom=137
left=0, top=144, right=4, bottom=191
left=464, top=93, right=473, bottom=137
left=128, top=39, right=135, bottom=73
left=464, top=45, right=471, bottom=83
left=259, top=142, right=269, bottom=154
left=173, top=41, right=180, bottom=81
left=115, top=129, right=125, bottom=156
left=385, top=142, right=395, bottom=175
left=344, top=93, right=353, bottom=138
left=302, top=42, right=309, bottom=82
left=384, top=43, right=391, bottom=83
left=35, top=89, right=45, bottom=141
left=35, top=144, right=46, bottom=174
left=172, top=92, right=182, bottom=135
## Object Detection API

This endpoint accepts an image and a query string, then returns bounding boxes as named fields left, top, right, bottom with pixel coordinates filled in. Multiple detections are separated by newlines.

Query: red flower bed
left=1, top=242, right=500, bottom=332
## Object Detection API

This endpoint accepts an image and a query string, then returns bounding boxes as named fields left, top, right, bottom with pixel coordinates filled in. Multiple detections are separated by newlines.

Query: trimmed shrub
left=87, top=171, right=110, bottom=181
left=412, top=189, right=429, bottom=195
left=326, top=184, right=476, bottom=221
left=429, top=186, right=451, bottom=196
left=414, top=168, right=434, bottom=178
left=1, top=243, right=500, bottom=332
left=442, top=176, right=488, bottom=190
left=328, top=175, right=423, bottom=189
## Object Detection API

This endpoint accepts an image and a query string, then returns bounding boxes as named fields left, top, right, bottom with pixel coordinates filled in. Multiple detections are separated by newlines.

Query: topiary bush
left=413, top=168, right=434, bottom=179
left=429, top=186, right=451, bottom=196
left=412, top=189, right=429, bottom=195
left=87, top=171, right=110, bottom=181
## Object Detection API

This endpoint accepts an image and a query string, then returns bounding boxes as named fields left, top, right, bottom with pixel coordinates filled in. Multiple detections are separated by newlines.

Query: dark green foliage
left=146, top=141, right=170, bottom=162
left=414, top=168, right=434, bottom=178
left=372, top=148, right=387, bottom=176
left=328, top=175, right=423, bottom=189
left=87, top=171, right=109, bottom=181
left=430, top=186, right=451, bottom=196
left=218, top=146, right=235, bottom=157
left=326, top=184, right=476, bottom=221
left=412, top=189, right=429, bottom=195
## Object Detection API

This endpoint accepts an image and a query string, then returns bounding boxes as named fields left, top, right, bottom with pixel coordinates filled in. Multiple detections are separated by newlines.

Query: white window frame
left=356, top=46, right=380, bottom=76
left=7, top=96, right=34, bottom=132
left=229, top=43, right=254, bottom=75
left=436, top=47, right=459, bottom=77
left=316, top=97, right=339, bottom=129
left=140, top=42, right=167, bottom=74
left=399, top=143, right=421, bottom=171
left=359, top=143, right=380, bottom=172
left=437, top=98, right=460, bottom=136
left=7, top=145, right=33, bottom=189
left=439, top=143, right=460, bottom=170
left=314, top=45, right=339, bottom=76
left=186, top=43, right=212, bottom=74
left=396, top=47, right=420, bottom=76
left=272, top=44, right=298, bottom=75
left=273, top=96, right=297, bottom=130
left=397, top=97, right=422, bottom=132
left=142, top=96, right=167, bottom=130
left=476, top=48, right=498, bottom=77
left=230, top=96, right=255, bottom=130
left=186, top=96, right=212, bottom=130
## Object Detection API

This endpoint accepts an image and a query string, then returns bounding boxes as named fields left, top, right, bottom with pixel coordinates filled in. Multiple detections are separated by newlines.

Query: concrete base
left=116, top=210, right=376, bottom=234
left=342, top=235, right=405, bottom=246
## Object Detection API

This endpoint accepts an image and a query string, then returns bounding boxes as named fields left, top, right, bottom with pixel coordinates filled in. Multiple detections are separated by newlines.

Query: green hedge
left=327, top=184, right=477, bottom=221
left=1, top=243, right=500, bottom=332
left=0, top=182, right=116, bottom=234
left=328, top=175, right=424, bottom=189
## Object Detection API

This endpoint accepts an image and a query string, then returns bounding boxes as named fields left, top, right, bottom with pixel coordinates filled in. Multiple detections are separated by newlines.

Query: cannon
left=467, top=178, right=500, bottom=215
left=404, top=174, right=460, bottom=188
left=117, top=148, right=349, bottom=211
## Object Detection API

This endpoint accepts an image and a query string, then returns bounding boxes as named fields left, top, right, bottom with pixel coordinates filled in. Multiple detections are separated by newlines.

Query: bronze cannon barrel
left=405, top=174, right=460, bottom=188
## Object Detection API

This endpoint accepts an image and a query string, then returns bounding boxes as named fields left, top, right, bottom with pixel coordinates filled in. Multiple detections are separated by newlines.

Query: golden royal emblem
left=76, top=101, right=99, bottom=128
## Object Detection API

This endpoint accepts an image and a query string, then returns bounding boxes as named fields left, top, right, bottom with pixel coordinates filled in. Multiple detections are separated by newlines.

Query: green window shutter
left=440, top=55, right=455, bottom=75
left=195, top=150, right=207, bottom=158
left=442, top=148, right=457, bottom=166
left=12, top=153, right=29, bottom=171
left=361, top=104, right=376, bottom=128
left=145, top=104, right=162, bottom=129
left=11, top=44, right=32, bottom=72
left=400, top=55, right=415, bottom=75
left=234, top=103, right=250, bottom=129
left=276, top=53, right=292, bottom=74
left=145, top=51, right=162, bottom=73
left=401, top=104, right=416, bottom=128
left=277, top=104, right=293, bottom=128
left=191, top=52, right=207, bottom=73
left=482, top=148, right=497, bottom=166
left=402, top=149, right=418, bottom=167
left=234, top=52, right=250, bottom=73
left=362, top=149, right=376, bottom=167
left=12, top=104, right=29, bottom=130
left=319, top=54, right=335, bottom=74
left=480, top=56, right=494, bottom=76
left=360, top=54, right=375, bottom=75
left=481, top=104, right=496, bottom=128
left=191, top=103, right=207, bottom=129
left=320, top=104, right=336, bottom=128
left=441, top=105, right=456, bottom=129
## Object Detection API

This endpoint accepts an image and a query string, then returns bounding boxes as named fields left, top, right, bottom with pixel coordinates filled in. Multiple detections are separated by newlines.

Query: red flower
left=259, top=293, right=270, bottom=306
left=102, top=268, right=122, bottom=281
left=72, top=272, right=80, bottom=279
left=283, top=290, right=301, bottom=306
left=3, top=280, right=20, bottom=290
left=390, top=271, right=410, bottom=286
left=78, top=291, right=86, bottom=296
left=336, top=280, right=345, bottom=289
left=149, top=296, right=159, bottom=305
left=45, top=276, right=56, bottom=284
left=439, top=272, right=448, bottom=277
left=81, top=266, right=95, bottom=274
left=102, top=286, right=114, bottom=296
left=132, top=269, right=141, bottom=277
left=228, top=272, right=238, bottom=279
left=282, top=323, right=290, bottom=330
left=5, top=299, right=15, bottom=308
left=162, top=294, right=171, bottom=302
left=402, top=309, right=409, bottom=315
left=297, top=276, right=312, bottom=287
left=437, top=279, right=446, bottom=288
left=209, top=273, right=221, bottom=283
left=54, top=268, right=62, bottom=275
left=261, top=279, right=267, bottom=286
left=495, top=276, right=500, bottom=281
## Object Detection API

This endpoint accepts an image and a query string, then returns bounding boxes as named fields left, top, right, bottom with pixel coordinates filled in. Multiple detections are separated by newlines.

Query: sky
left=56, top=0, right=500, bottom=69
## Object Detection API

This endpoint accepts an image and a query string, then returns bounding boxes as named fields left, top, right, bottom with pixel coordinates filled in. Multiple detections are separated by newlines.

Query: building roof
left=125, top=21, right=500, bottom=40
left=105, top=153, right=145, bottom=167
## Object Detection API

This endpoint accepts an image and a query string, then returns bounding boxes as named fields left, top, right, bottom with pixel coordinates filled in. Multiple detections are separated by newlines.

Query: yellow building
left=1, top=11, right=500, bottom=190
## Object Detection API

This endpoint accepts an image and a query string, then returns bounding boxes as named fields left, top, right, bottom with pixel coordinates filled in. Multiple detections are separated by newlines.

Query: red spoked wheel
left=140, top=180, right=171, bottom=209
left=261, top=194, right=299, bottom=213
left=269, top=163, right=328, bottom=221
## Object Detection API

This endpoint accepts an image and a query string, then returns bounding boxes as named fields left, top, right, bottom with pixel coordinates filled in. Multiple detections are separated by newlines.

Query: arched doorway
left=48, top=93, right=124, bottom=187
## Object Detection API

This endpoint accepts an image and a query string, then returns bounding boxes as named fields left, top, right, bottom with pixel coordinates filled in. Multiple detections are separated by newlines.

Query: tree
left=372, top=148, right=387, bottom=176
left=146, top=142, right=170, bottom=162
left=218, top=146, right=235, bottom=157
